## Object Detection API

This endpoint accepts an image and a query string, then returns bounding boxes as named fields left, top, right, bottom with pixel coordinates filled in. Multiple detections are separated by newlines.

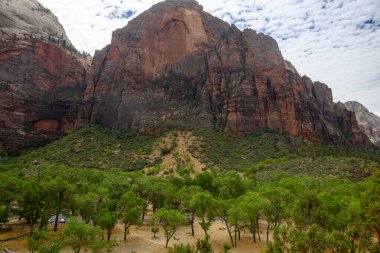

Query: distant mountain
left=0, top=0, right=89, bottom=150
left=345, top=101, right=380, bottom=146
left=0, top=0, right=73, bottom=47
left=0, top=0, right=372, bottom=150
left=78, top=0, right=370, bottom=146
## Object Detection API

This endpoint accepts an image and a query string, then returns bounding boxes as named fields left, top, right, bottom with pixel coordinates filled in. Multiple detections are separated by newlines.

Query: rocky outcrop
left=345, top=101, right=380, bottom=146
left=0, top=0, right=90, bottom=150
left=78, top=0, right=370, bottom=146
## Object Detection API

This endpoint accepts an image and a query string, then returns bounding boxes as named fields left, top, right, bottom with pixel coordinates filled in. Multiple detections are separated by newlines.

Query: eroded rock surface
left=79, top=0, right=369, bottom=146
left=0, top=0, right=89, bottom=150
left=345, top=101, right=380, bottom=146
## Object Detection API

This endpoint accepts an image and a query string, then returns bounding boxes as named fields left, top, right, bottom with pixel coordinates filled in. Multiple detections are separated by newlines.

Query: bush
left=196, top=239, right=213, bottom=253
left=161, top=147, right=171, bottom=155
left=167, top=244, right=195, bottom=253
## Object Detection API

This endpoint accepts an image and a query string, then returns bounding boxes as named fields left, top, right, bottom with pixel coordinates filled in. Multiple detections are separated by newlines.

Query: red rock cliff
left=78, top=0, right=369, bottom=145
left=0, top=0, right=90, bottom=150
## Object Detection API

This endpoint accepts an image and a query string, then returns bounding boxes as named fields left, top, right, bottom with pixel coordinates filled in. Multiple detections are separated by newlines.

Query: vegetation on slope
left=2, top=124, right=379, bottom=180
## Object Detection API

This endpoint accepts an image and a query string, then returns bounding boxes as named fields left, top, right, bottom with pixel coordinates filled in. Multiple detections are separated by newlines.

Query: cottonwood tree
left=117, top=191, right=145, bottom=241
left=151, top=208, right=186, bottom=248
left=191, top=191, right=215, bottom=240
left=62, top=218, right=103, bottom=253
left=179, top=185, right=202, bottom=236
left=41, top=176, right=75, bottom=231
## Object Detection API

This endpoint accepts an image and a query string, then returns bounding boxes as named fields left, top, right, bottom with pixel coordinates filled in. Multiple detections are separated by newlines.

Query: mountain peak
left=345, top=101, right=380, bottom=146
left=0, top=0, right=74, bottom=49
left=78, top=0, right=370, bottom=146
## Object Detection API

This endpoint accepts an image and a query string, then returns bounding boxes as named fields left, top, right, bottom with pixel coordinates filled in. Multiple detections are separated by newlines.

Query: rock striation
left=345, top=101, right=380, bottom=146
left=0, top=0, right=90, bottom=150
left=78, top=0, right=370, bottom=146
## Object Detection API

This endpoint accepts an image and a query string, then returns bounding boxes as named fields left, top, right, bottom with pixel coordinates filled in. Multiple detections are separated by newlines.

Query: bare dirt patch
left=1, top=220, right=268, bottom=253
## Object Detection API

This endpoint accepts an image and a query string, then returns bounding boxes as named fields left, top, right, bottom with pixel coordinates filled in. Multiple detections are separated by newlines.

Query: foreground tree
left=191, top=191, right=215, bottom=240
left=152, top=208, right=186, bottom=248
left=62, top=218, right=103, bottom=253
left=42, top=176, right=75, bottom=231
left=96, top=209, right=117, bottom=241
left=117, top=191, right=145, bottom=240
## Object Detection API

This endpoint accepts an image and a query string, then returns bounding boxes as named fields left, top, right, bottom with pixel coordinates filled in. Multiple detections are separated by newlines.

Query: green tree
left=152, top=208, right=186, bottom=248
left=26, top=229, right=48, bottom=253
left=151, top=226, right=159, bottom=238
left=214, top=199, right=235, bottom=246
left=191, top=191, right=215, bottom=240
left=258, top=184, right=293, bottom=242
left=194, top=172, right=215, bottom=194
left=117, top=191, right=145, bottom=241
left=41, top=176, right=75, bottom=231
left=179, top=186, right=202, bottom=236
left=62, top=218, right=103, bottom=253
left=237, top=191, right=267, bottom=243
left=19, top=180, right=43, bottom=233
left=212, top=171, right=252, bottom=199
left=95, top=209, right=117, bottom=241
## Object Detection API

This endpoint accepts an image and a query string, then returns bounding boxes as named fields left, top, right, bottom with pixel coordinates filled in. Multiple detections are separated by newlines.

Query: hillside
left=3, top=124, right=379, bottom=180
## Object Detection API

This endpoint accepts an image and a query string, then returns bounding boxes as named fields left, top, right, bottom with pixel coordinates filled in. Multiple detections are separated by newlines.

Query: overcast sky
left=38, top=0, right=380, bottom=116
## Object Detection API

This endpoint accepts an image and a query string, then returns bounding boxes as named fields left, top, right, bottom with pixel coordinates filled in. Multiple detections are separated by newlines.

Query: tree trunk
left=165, top=237, right=170, bottom=248
left=201, top=216, right=208, bottom=240
left=252, top=223, right=256, bottom=243
left=107, top=228, right=111, bottom=241
left=124, top=224, right=127, bottom=241
left=234, top=219, right=237, bottom=247
left=141, top=209, right=146, bottom=223
left=30, top=220, right=34, bottom=235
left=39, top=206, right=48, bottom=230
left=224, top=219, right=234, bottom=246
left=257, top=218, right=261, bottom=242
left=191, top=213, right=195, bottom=236
left=54, top=210, right=59, bottom=232
left=266, top=221, right=270, bottom=243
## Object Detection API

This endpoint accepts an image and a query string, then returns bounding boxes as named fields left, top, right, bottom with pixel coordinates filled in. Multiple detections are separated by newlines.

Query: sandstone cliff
left=0, top=0, right=90, bottom=150
left=345, top=101, right=380, bottom=146
left=79, top=0, right=369, bottom=146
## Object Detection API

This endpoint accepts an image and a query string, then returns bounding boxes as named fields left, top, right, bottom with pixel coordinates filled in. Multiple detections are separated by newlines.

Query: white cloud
left=38, top=0, right=380, bottom=116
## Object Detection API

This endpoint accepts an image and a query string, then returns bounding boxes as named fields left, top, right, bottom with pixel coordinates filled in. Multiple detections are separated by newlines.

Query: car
left=48, top=214, right=68, bottom=224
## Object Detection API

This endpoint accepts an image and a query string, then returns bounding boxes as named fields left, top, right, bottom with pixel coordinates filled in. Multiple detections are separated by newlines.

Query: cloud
left=38, top=0, right=380, bottom=116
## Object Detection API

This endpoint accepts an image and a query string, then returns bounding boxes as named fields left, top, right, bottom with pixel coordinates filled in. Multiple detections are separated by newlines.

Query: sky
left=38, top=0, right=380, bottom=116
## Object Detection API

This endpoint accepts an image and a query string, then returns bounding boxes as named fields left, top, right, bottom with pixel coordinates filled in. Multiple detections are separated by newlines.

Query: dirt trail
left=146, top=132, right=205, bottom=175
left=176, top=132, right=205, bottom=173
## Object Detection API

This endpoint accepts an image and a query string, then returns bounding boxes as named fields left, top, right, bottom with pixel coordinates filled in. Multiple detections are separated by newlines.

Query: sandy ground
left=1, top=219, right=269, bottom=253
left=108, top=219, right=268, bottom=253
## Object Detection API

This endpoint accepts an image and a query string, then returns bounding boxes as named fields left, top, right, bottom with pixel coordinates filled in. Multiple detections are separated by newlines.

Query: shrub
left=167, top=244, right=195, bottom=253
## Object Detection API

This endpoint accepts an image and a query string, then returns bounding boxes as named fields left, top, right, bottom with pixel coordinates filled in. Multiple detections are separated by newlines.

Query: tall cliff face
left=345, top=101, right=380, bottom=146
left=0, top=0, right=90, bottom=150
left=79, top=0, right=369, bottom=145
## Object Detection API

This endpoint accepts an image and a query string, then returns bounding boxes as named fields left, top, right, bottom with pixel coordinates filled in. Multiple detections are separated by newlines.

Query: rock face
left=0, top=0, right=89, bottom=150
left=79, top=0, right=369, bottom=146
left=345, top=101, right=380, bottom=146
